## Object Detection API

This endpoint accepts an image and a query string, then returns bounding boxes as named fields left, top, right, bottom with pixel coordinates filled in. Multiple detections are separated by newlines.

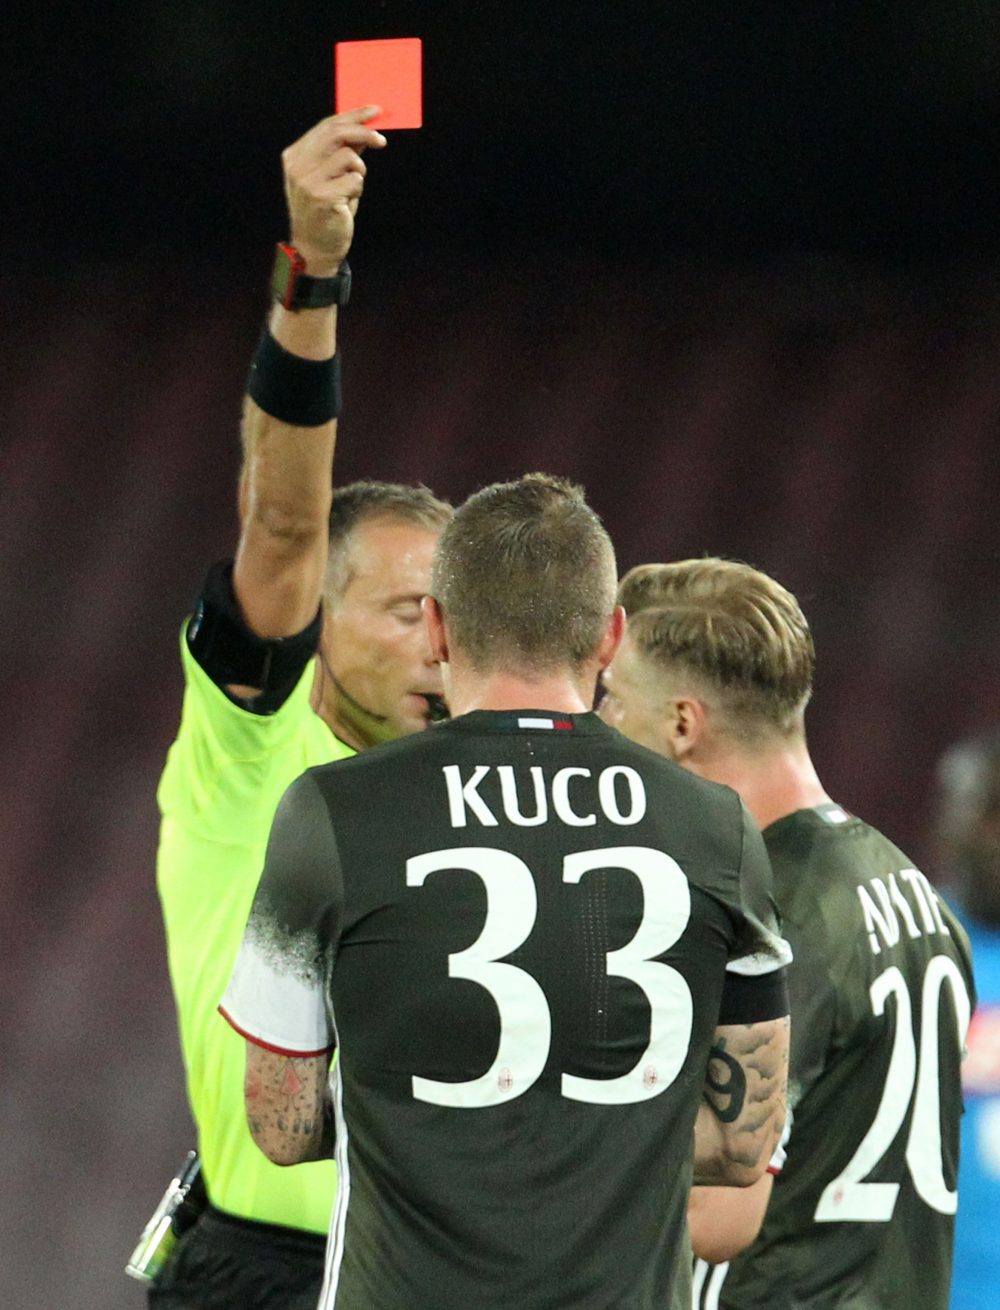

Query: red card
left=335, top=38, right=423, bottom=130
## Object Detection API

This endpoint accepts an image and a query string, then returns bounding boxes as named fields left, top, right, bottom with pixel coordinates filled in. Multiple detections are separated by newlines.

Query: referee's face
left=321, top=516, right=445, bottom=750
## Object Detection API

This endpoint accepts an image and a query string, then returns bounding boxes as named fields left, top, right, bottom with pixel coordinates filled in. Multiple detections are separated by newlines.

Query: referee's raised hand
left=281, top=108, right=387, bottom=276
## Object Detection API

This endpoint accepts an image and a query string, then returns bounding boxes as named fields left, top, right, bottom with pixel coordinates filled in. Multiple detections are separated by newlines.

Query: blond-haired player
left=601, top=558, right=975, bottom=1310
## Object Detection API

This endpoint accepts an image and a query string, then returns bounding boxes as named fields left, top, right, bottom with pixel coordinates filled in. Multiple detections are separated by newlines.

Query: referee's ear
left=422, top=594, right=449, bottom=665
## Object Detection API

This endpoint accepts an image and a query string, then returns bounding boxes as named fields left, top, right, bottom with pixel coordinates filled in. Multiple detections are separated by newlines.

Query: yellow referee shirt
left=156, top=627, right=353, bottom=1231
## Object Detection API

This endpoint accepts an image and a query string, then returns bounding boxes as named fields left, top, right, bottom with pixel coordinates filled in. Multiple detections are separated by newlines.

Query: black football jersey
left=225, top=710, right=790, bottom=1309
left=700, top=804, right=975, bottom=1310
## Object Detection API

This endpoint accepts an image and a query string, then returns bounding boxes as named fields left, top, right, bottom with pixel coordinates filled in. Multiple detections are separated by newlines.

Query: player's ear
left=422, top=595, right=449, bottom=665
left=597, top=605, right=626, bottom=669
left=666, top=696, right=708, bottom=761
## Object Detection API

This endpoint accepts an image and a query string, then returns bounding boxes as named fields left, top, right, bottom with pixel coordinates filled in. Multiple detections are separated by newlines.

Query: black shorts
left=148, top=1205, right=327, bottom=1310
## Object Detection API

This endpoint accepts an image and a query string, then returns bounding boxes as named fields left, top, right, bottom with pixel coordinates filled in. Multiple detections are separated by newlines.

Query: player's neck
left=696, top=738, right=830, bottom=832
left=446, top=669, right=594, bottom=717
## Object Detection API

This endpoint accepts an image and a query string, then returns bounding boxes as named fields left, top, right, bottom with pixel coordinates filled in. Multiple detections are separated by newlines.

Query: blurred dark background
left=4, top=3, right=1000, bottom=1305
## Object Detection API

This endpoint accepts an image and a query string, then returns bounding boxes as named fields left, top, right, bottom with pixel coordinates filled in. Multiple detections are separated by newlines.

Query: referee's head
left=316, top=480, right=454, bottom=747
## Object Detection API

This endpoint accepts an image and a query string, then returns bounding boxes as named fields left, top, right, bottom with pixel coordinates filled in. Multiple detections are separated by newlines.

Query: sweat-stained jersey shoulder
left=223, top=710, right=791, bottom=1310
left=702, top=803, right=975, bottom=1310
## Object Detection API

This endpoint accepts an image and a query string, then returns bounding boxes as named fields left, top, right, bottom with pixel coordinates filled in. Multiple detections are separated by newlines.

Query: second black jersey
left=224, top=710, right=790, bottom=1310
left=706, top=804, right=975, bottom=1310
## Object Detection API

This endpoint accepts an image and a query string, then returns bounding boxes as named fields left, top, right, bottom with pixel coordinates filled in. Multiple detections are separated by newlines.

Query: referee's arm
left=230, top=110, right=386, bottom=672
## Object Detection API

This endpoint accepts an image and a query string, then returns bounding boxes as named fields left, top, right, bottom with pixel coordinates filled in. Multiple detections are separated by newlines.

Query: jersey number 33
left=407, top=845, right=693, bottom=1109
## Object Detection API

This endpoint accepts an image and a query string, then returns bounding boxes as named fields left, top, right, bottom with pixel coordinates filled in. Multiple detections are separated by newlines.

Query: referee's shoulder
left=307, top=724, right=435, bottom=785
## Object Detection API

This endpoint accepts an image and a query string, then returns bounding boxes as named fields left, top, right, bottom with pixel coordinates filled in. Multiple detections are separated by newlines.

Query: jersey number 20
left=406, top=845, right=692, bottom=1108
left=815, top=955, right=972, bottom=1221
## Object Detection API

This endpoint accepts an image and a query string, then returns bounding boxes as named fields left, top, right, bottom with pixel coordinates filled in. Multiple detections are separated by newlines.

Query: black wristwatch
left=270, top=244, right=352, bottom=310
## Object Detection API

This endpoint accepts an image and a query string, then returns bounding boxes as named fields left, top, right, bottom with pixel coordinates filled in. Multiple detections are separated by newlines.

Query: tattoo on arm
left=704, top=1037, right=747, bottom=1124
left=244, top=1045, right=332, bottom=1165
left=694, top=1016, right=789, bottom=1185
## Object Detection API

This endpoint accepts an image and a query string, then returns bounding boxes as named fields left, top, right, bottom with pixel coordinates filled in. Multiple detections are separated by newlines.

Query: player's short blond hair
left=432, top=473, right=617, bottom=673
left=618, top=559, right=814, bottom=738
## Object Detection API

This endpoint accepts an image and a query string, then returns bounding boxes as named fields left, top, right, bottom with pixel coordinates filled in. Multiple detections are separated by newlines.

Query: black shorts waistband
left=202, top=1204, right=329, bottom=1257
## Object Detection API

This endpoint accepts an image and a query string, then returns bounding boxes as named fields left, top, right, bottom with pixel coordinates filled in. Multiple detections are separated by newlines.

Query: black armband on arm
left=186, top=562, right=321, bottom=715
left=718, top=966, right=790, bottom=1025
left=247, top=330, right=341, bottom=427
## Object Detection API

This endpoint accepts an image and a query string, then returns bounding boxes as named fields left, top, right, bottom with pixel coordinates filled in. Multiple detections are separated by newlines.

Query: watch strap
left=271, top=244, right=352, bottom=310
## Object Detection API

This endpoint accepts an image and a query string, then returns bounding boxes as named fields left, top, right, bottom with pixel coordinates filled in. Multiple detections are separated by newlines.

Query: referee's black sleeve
left=186, top=560, right=321, bottom=714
